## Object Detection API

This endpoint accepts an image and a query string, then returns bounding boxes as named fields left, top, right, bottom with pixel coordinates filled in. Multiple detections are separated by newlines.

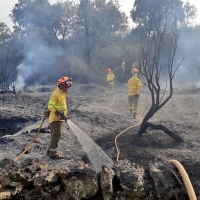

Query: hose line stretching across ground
left=109, top=81, right=127, bottom=107
left=112, top=85, right=197, bottom=199
left=114, top=85, right=148, bottom=161
left=14, top=117, right=46, bottom=162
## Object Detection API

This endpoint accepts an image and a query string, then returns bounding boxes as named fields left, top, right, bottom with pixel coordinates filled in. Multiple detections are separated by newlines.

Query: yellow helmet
left=131, top=68, right=139, bottom=74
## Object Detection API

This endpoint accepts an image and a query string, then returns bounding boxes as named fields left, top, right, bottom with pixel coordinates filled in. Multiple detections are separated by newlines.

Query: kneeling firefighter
left=47, top=76, right=72, bottom=159
left=128, top=68, right=145, bottom=119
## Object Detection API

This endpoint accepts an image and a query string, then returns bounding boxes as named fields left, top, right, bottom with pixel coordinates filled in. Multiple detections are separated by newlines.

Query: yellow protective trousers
left=128, top=94, right=139, bottom=113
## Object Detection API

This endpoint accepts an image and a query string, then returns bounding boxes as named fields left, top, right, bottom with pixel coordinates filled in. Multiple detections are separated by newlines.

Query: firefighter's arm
left=137, top=79, right=144, bottom=89
left=47, top=95, right=58, bottom=114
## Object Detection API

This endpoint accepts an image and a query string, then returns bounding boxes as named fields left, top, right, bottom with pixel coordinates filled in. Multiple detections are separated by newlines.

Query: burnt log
left=138, top=122, right=184, bottom=142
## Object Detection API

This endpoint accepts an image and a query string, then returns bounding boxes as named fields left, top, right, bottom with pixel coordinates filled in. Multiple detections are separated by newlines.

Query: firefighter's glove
left=44, top=110, right=50, bottom=118
left=61, top=115, right=68, bottom=121
left=55, top=110, right=67, bottom=121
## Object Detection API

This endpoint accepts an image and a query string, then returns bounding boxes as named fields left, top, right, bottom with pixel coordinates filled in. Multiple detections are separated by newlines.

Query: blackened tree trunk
left=137, top=4, right=184, bottom=142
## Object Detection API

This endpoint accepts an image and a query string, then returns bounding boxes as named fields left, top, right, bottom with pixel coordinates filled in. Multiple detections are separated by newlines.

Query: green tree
left=49, top=2, right=78, bottom=46
left=10, top=0, right=57, bottom=46
left=76, top=0, right=128, bottom=68
left=0, top=23, right=12, bottom=91
left=0, top=23, right=12, bottom=44
left=10, top=0, right=79, bottom=47
left=183, top=1, right=197, bottom=27
left=10, top=0, right=50, bottom=29
left=131, top=0, right=184, bottom=29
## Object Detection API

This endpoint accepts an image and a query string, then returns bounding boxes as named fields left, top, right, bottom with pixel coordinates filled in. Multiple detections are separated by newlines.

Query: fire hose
left=14, top=117, right=46, bottom=162
left=114, top=85, right=148, bottom=161
left=13, top=112, right=75, bottom=162
left=113, top=86, right=197, bottom=199
left=169, top=160, right=197, bottom=200
left=109, top=81, right=128, bottom=107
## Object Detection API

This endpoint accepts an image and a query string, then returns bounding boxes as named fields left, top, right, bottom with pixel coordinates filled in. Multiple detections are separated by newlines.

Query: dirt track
left=0, top=83, right=200, bottom=196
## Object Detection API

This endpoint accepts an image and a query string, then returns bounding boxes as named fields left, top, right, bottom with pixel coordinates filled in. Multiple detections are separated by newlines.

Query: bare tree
left=138, top=4, right=184, bottom=142
left=0, top=46, right=18, bottom=97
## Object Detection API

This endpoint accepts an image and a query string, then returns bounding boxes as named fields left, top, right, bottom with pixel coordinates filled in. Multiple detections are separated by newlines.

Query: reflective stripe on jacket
left=107, top=72, right=115, bottom=82
left=48, top=87, right=68, bottom=123
left=128, top=75, right=143, bottom=96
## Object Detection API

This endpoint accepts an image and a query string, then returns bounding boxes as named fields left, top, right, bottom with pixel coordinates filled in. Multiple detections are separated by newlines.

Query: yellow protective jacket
left=128, top=75, right=144, bottom=96
left=121, top=62, right=125, bottom=70
left=107, top=72, right=115, bottom=84
left=142, top=64, right=148, bottom=72
left=48, top=87, right=68, bottom=123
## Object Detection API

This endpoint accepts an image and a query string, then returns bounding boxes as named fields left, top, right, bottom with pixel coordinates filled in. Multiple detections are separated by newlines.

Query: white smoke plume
left=15, top=29, right=64, bottom=91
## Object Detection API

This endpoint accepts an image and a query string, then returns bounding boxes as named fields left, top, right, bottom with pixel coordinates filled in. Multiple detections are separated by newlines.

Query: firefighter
left=120, top=59, right=126, bottom=79
left=132, top=61, right=138, bottom=68
left=106, top=68, right=115, bottom=95
left=128, top=68, right=145, bottom=119
left=142, top=60, right=148, bottom=72
left=47, top=76, right=72, bottom=159
left=139, top=60, right=148, bottom=82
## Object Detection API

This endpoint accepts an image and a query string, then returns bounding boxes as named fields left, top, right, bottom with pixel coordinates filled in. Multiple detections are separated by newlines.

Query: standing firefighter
left=120, top=59, right=126, bottom=79
left=128, top=68, right=145, bottom=119
left=139, top=60, right=148, bottom=82
left=106, top=68, right=115, bottom=95
left=47, top=76, right=72, bottom=159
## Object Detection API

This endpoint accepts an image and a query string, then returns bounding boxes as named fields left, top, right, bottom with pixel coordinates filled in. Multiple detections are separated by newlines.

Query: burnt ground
left=1, top=83, right=200, bottom=197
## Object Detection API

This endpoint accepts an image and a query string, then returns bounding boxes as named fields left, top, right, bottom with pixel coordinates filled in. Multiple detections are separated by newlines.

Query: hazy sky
left=0, top=0, right=200, bottom=29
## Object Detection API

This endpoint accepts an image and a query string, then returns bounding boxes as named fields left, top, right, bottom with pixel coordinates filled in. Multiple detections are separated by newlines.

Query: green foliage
left=10, top=0, right=50, bottom=28
left=131, top=0, right=184, bottom=29
left=183, top=1, right=197, bottom=27
left=1, top=0, right=198, bottom=88
left=76, top=0, right=128, bottom=68
left=0, top=23, right=12, bottom=44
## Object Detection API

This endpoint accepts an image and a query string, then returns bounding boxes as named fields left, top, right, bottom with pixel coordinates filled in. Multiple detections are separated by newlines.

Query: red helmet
left=107, top=68, right=111, bottom=72
left=131, top=68, right=139, bottom=74
left=57, top=76, right=72, bottom=88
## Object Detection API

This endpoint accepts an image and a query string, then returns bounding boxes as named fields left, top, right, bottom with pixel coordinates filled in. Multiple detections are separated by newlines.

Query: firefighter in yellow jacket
left=128, top=68, right=144, bottom=119
left=106, top=68, right=115, bottom=95
left=47, top=76, right=72, bottom=159
left=120, top=59, right=125, bottom=79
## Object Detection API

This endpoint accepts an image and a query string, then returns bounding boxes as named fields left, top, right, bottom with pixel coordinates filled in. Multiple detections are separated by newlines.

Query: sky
left=0, top=0, right=200, bottom=30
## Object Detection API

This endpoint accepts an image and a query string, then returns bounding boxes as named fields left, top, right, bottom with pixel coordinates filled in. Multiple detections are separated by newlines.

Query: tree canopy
left=0, top=0, right=199, bottom=89
left=131, top=0, right=185, bottom=29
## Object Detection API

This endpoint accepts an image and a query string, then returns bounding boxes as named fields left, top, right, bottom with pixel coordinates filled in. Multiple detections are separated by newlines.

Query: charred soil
left=1, top=83, right=200, bottom=196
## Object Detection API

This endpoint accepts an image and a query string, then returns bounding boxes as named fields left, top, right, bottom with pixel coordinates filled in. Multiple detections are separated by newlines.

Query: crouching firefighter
left=47, top=76, right=72, bottom=159
left=128, top=68, right=144, bottom=119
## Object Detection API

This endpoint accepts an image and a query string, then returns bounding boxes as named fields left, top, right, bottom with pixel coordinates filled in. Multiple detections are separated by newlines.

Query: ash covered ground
left=1, top=83, right=200, bottom=195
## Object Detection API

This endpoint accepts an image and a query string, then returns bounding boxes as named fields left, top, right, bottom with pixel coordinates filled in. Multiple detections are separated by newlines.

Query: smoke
left=15, top=29, right=64, bottom=91
left=16, top=64, right=31, bottom=90
left=173, top=26, right=200, bottom=89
